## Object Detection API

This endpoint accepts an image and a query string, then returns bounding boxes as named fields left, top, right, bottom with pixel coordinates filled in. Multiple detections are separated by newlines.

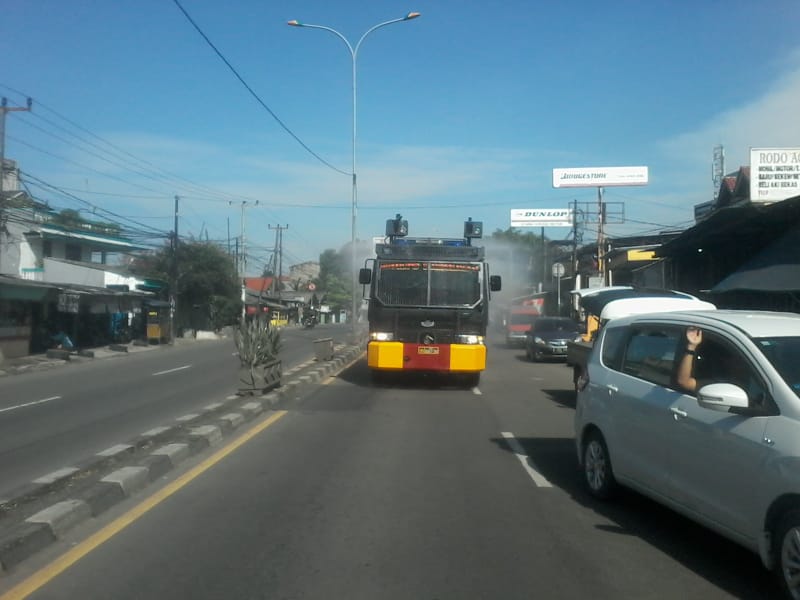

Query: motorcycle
left=303, top=316, right=316, bottom=329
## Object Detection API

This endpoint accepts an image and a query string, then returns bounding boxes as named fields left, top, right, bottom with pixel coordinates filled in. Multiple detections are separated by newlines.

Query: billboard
left=511, top=208, right=574, bottom=228
left=750, top=148, right=800, bottom=203
left=552, top=166, right=649, bottom=188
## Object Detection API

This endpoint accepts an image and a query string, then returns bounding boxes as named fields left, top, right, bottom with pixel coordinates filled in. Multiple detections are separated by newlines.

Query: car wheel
left=525, top=346, right=532, bottom=360
left=533, top=349, right=543, bottom=362
left=582, top=430, right=617, bottom=500
left=774, top=509, right=800, bottom=599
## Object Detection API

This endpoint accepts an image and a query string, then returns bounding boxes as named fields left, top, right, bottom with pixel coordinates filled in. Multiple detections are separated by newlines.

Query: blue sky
left=2, top=0, right=799, bottom=274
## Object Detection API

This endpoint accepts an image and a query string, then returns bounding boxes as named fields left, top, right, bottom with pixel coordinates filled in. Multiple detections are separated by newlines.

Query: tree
left=316, top=248, right=350, bottom=312
left=130, top=240, right=241, bottom=329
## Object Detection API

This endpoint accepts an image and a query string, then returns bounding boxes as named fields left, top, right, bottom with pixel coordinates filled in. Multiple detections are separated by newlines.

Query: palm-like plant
left=234, top=316, right=282, bottom=391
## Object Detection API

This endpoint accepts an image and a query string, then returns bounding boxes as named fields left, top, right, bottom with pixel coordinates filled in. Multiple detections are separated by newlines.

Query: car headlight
left=370, top=332, right=394, bottom=341
left=455, top=334, right=484, bottom=345
left=534, top=336, right=545, bottom=344
left=573, top=335, right=583, bottom=343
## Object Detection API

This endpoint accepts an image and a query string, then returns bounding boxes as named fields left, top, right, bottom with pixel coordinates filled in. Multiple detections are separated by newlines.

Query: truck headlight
left=455, top=334, right=484, bottom=345
left=370, top=332, right=394, bottom=341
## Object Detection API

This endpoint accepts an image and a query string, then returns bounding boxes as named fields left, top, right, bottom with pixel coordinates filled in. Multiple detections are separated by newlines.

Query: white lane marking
left=501, top=431, right=553, bottom=488
left=472, top=386, right=482, bottom=395
left=0, top=396, right=62, bottom=414
left=152, top=365, right=192, bottom=376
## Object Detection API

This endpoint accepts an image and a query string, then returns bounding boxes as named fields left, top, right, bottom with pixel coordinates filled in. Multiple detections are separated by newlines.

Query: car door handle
left=671, top=407, right=688, bottom=419
left=606, top=384, right=619, bottom=393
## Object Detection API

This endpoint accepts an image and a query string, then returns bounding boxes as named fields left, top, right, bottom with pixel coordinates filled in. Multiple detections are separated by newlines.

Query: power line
left=170, top=0, right=349, bottom=176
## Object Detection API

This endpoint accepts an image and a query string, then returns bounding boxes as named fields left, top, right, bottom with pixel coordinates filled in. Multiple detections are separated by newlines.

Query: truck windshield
left=376, top=261, right=481, bottom=307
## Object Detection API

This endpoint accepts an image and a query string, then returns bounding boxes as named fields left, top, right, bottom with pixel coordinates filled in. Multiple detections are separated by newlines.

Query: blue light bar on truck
left=376, top=241, right=484, bottom=260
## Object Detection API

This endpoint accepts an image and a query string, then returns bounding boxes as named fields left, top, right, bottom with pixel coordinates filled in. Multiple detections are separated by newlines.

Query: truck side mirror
left=490, top=275, right=501, bottom=291
left=359, top=268, right=372, bottom=285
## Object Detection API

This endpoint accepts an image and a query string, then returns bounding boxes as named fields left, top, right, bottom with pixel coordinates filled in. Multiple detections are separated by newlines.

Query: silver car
left=574, top=310, right=800, bottom=598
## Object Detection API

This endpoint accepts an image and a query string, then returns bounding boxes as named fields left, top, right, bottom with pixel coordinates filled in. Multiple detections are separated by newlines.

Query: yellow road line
left=0, top=410, right=288, bottom=600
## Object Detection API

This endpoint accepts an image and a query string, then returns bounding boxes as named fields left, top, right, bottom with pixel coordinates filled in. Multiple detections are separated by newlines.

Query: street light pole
left=288, top=13, right=420, bottom=334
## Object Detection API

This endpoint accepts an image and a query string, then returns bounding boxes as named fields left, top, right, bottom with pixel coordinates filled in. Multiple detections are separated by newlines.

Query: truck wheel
left=462, top=372, right=480, bottom=388
left=774, top=509, right=800, bottom=599
left=582, top=430, right=618, bottom=500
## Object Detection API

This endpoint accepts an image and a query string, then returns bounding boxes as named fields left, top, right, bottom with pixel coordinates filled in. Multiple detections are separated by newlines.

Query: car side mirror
left=697, top=383, right=749, bottom=412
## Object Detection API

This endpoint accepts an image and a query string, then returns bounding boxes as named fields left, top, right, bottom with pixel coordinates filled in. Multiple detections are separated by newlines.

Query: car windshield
left=755, top=337, right=800, bottom=399
left=534, top=318, right=579, bottom=333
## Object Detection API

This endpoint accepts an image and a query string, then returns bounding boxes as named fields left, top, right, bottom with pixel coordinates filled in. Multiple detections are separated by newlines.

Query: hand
left=686, top=326, right=702, bottom=349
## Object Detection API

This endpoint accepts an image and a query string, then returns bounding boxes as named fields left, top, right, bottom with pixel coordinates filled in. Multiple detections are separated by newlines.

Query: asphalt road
left=0, top=323, right=349, bottom=500
left=0, top=337, right=781, bottom=599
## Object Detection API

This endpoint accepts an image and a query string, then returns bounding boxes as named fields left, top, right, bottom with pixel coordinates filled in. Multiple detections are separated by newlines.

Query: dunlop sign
left=552, top=166, right=649, bottom=188
left=750, top=147, right=800, bottom=203
left=511, top=208, right=574, bottom=228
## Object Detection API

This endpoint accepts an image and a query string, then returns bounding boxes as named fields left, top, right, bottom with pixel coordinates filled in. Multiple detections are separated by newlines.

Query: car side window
left=620, top=326, right=682, bottom=387
left=600, top=326, right=627, bottom=371
left=692, top=332, right=773, bottom=413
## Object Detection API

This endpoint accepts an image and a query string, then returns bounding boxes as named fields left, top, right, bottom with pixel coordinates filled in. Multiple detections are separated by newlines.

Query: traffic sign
left=552, top=262, right=565, bottom=278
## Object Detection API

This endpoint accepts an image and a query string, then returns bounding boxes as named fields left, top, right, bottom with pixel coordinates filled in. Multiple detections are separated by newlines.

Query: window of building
left=65, top=243, right=82, bottom=261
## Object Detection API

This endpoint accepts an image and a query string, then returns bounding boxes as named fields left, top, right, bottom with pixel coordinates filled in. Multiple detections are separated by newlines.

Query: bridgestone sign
left=511, top=208, right=574, bottom=228
left=750, top=147, right=800, bottom=203
left=552, top=166, right=649, bottom=188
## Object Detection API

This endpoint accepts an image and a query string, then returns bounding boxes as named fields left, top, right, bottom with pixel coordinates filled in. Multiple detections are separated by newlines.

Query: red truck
left=504, top=299, right=544, bottom=347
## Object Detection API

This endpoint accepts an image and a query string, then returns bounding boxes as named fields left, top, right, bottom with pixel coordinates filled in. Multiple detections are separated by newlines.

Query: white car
left=574, top=310, right=800, bottom=598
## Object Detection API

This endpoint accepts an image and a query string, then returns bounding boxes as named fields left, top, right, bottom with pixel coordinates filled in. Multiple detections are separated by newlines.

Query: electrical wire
left=170, top=0, right=349, bottom=176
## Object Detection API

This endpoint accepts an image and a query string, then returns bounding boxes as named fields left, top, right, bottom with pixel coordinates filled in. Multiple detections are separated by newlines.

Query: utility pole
left=572, top=199, right=579, bottom=287
left=230, top=201, right=258, bottom=319
left=170, top=195, right=179, bottom=343
left=0, top=97, right=32, bottom=196
left=596, top=187, right=605, bottom=284
left=0, top=97, right=32, bottom=272
left=269, top=224, right=289, bottom=298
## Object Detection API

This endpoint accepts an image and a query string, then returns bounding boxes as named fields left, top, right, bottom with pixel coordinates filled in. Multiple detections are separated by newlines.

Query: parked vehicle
left=574, top=309, right=800, bottom=598
left=505, top=305, right=542, bottom=347
left=566, top=289, right=715, bottom=392
left=524, top=317, right=581, bottom=361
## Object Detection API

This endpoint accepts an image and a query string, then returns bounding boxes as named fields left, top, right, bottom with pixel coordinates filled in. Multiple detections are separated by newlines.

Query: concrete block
left=108, top=344, right=129, bottom=353
left=240, top=401, right=263, bottom=417
left=220, top=413, right=245, bottom=429
left=189, top=425, right=222, bottom=446
left=45, top=349, right=71, bottom=361
left=140, top=454, right=173, bottom=481
left=26, top=499, right=91, bottom=538
left=101, top=466, right=149, bottom=497
left=0, top=522, right=55, bottom=570
left=151, top=443, right=190, bottom=466
left=78, top=481, right=125, bottom=516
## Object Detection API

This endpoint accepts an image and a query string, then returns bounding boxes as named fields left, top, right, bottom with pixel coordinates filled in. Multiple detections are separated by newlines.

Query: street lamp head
left=405, top=12, right=421, bottom=20
left=287, top=20, right=302, bottom=27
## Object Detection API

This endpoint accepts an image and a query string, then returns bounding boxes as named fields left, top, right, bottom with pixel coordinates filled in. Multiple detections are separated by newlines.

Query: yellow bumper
left=367, top=341, right=486, bottom=372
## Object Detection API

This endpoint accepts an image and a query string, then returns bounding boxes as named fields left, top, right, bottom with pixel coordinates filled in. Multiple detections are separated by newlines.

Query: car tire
left=582, top=430, right=618, bottom=500
left=774, top=509, right=800, bottom=599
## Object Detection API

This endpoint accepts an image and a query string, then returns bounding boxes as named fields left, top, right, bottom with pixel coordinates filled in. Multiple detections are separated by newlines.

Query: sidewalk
left=0, top=334, right=221, bottom=378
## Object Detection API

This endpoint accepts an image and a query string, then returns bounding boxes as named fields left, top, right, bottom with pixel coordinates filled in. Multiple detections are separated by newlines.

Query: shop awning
left=0, top=276, right=54, bottom=301
left=711, top=225, right=800, bottom=293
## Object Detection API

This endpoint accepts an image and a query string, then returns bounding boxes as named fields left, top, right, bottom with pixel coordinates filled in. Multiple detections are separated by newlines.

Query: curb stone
left=0, top=341, right=366, bottom=574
